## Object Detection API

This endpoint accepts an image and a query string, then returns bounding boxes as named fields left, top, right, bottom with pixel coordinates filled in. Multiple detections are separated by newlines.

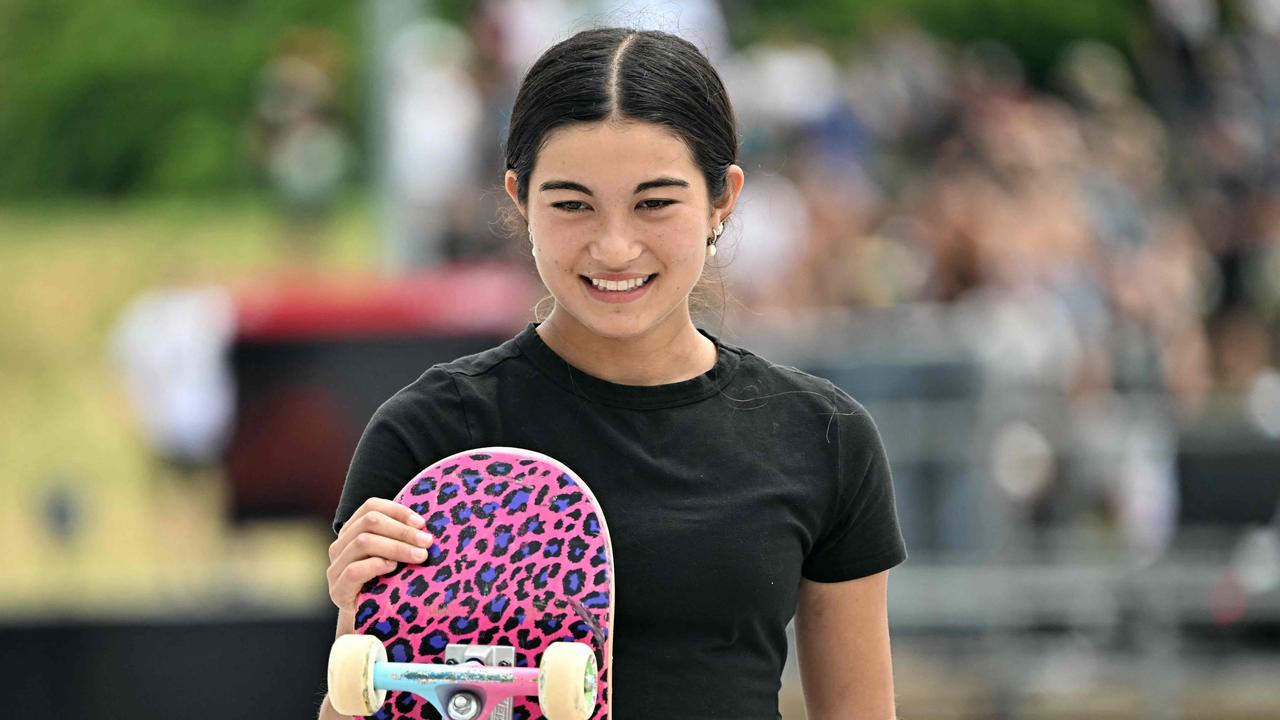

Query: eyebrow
left=538, top=177, right=691, bottom=195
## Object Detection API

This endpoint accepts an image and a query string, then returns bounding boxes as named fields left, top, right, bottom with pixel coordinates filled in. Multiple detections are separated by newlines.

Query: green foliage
left=732, top=0, right=1145, bottom=81
left=0, top=0, right=361, bottom=198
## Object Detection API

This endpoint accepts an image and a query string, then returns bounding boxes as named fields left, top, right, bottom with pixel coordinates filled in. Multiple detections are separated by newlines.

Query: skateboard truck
left=443, top=644, right=515, bottom=720
left=328, top=634, right=597, bottom=720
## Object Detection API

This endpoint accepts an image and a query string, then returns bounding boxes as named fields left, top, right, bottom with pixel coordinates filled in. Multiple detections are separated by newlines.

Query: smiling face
left=506, top=120, right=743, bottom=344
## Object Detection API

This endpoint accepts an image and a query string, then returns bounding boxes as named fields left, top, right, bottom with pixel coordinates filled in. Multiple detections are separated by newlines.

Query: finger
left=331, top=505, right=431, bottom=561
left=331, top=531, right=431, bottom=578
left=331, top=556, right=399, bottom=611
left=359, top=496, right=426, bottom=530
left=335, top=497, right=422, bottom=548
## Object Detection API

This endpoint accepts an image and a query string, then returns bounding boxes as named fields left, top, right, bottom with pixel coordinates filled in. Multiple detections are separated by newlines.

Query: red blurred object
left=224, top=262, right=539, bottom=522
left=233, top=262, right=538, bottom=341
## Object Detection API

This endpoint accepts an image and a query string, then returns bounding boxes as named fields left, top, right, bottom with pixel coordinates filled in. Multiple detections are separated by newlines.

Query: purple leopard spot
left=355, top=600, right=378, bottom=626
left=563, top=569, right=585, bottom=595
left=427, top=512, right=449, bottom=535
left=457, top=525, right=477, bottom=550
left=503, top=488, right=531, bottom=512
left=422, top=629, right=449, bottom=653
left=388, top=638, right=413, bottom=663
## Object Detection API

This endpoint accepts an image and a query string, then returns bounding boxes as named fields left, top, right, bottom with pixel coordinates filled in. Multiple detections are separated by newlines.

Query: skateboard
left=328, top=447, right=614, bottom=720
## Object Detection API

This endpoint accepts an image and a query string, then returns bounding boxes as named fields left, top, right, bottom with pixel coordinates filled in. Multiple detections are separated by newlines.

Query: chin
left=556, top=306, right=659, bottom=341
left=581, top=316, right=654, bottom=340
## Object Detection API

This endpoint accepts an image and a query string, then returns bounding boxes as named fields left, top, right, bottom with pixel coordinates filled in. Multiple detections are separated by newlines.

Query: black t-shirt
left=334, top=323, right=907, bottom=719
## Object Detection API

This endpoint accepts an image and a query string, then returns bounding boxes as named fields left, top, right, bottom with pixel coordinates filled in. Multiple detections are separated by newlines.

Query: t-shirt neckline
left=514, top=322, right=742, bottom=410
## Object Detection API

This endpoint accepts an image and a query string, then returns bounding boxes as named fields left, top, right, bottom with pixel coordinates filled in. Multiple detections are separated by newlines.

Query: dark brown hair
left=504, top=28, right=739, bottom=208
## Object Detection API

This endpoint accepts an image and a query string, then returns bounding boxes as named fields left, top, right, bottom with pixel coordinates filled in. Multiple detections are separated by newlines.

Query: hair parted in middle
left=503, top=27, right=739, bottom=209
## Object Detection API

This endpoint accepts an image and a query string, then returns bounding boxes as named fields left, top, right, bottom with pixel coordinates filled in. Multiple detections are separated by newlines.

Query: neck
left=536, top=310, right=716, bottom=386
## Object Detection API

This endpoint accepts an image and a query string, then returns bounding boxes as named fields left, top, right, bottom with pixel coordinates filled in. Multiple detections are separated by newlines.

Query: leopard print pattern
left=353, top=448, right=613, bottom=719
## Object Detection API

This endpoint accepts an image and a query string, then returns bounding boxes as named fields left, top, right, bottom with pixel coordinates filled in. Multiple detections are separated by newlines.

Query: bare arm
left=317, top=609, right=357, bottom=719
left=318, top=499, right=434, bottom=719
left=794, top=571, right=896, bottom=720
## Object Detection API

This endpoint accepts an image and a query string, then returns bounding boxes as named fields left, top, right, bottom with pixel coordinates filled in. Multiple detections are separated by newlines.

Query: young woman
left=322, top=27, right=906, bottom=720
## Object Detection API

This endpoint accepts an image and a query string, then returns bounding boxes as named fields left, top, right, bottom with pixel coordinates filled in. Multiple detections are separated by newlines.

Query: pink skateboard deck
left=347, top=447, right=614, bottom=719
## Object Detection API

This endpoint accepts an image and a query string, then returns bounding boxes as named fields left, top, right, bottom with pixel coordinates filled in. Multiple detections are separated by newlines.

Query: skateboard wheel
left=328, top=634, right=388, bottom=716
left=538, top=642, right=596, bottom=720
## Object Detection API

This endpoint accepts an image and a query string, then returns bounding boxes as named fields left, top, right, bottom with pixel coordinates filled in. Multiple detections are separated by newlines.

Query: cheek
left=666, top=224, right=710, bottom=265
left=652, top=212, right=708, bottom=249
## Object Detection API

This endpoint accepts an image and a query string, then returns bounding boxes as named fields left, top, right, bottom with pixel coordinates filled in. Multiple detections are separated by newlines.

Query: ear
left=712, top=164, right=746, bottom=226
left=504, top=170, right=527, bottom=223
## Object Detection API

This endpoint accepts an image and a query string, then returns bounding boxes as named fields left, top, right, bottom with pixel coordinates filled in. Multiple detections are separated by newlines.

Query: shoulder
left=719, top=339, right=870, bottom=419
left=379, top=336, right=524, bottom=413
left=436, top=335, right=524, bottom=378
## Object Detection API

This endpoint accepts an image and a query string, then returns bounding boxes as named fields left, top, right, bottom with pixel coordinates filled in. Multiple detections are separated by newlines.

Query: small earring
left=705, top=221, right=723, bottom=258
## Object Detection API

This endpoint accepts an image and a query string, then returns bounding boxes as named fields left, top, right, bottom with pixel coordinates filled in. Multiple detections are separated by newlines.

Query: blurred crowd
left=720, top=0, right=1279, bottom=426
left=265, top=0, right=1278, bottom=421
left=234, top=1, right=1280, bottom=562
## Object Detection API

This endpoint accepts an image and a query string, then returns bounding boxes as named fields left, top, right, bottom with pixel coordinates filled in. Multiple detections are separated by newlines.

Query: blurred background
left=2, top=0, right=1278, bottom=717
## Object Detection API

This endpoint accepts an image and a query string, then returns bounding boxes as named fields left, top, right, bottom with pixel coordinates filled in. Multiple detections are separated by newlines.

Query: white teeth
left=591, top=276, right=649, bottom=291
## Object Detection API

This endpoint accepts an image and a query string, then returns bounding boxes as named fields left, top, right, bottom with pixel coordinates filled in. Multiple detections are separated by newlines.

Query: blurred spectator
left=111, top=287, right=236, bottom=472
left=385, top=19, right=483, bottom=266
left=249, top=28, right=352, bottom=261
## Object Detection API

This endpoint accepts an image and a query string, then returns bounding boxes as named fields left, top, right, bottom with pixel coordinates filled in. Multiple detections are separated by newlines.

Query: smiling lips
left=589, top=275, right=652, bottom=291
left=581, top=273, right=656, bottom=302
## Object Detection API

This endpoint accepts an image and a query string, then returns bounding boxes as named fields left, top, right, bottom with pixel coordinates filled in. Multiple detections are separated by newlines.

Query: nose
left=588, top=220, right=643, bottom=269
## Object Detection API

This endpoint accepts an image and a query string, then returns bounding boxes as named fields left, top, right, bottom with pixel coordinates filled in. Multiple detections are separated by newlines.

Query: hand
left=327, top=498, right=434, bottom=616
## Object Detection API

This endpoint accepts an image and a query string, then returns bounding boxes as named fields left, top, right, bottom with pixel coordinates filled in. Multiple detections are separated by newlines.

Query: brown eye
left=553, top=201, right=590, bottom=212
left=638, top=199, right=675, bottom=210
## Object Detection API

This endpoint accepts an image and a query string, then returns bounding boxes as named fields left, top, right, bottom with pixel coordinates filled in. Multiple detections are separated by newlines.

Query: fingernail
left=417, top=531, right=433, bottom=546
left=412, top=547, right=427, bottom=561
left=409, top=513, right=426, bottom=528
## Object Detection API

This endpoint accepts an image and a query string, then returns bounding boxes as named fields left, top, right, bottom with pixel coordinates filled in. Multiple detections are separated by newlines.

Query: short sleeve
left=332, top=366, right=472, bottom=535
left=802, top=387, right=907, bottom=582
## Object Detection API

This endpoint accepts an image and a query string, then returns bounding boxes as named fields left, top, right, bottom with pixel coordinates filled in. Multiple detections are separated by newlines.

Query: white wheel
left=537, top=642, right=597, bottom=720
left=328, top=634, right=388, bottom=716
